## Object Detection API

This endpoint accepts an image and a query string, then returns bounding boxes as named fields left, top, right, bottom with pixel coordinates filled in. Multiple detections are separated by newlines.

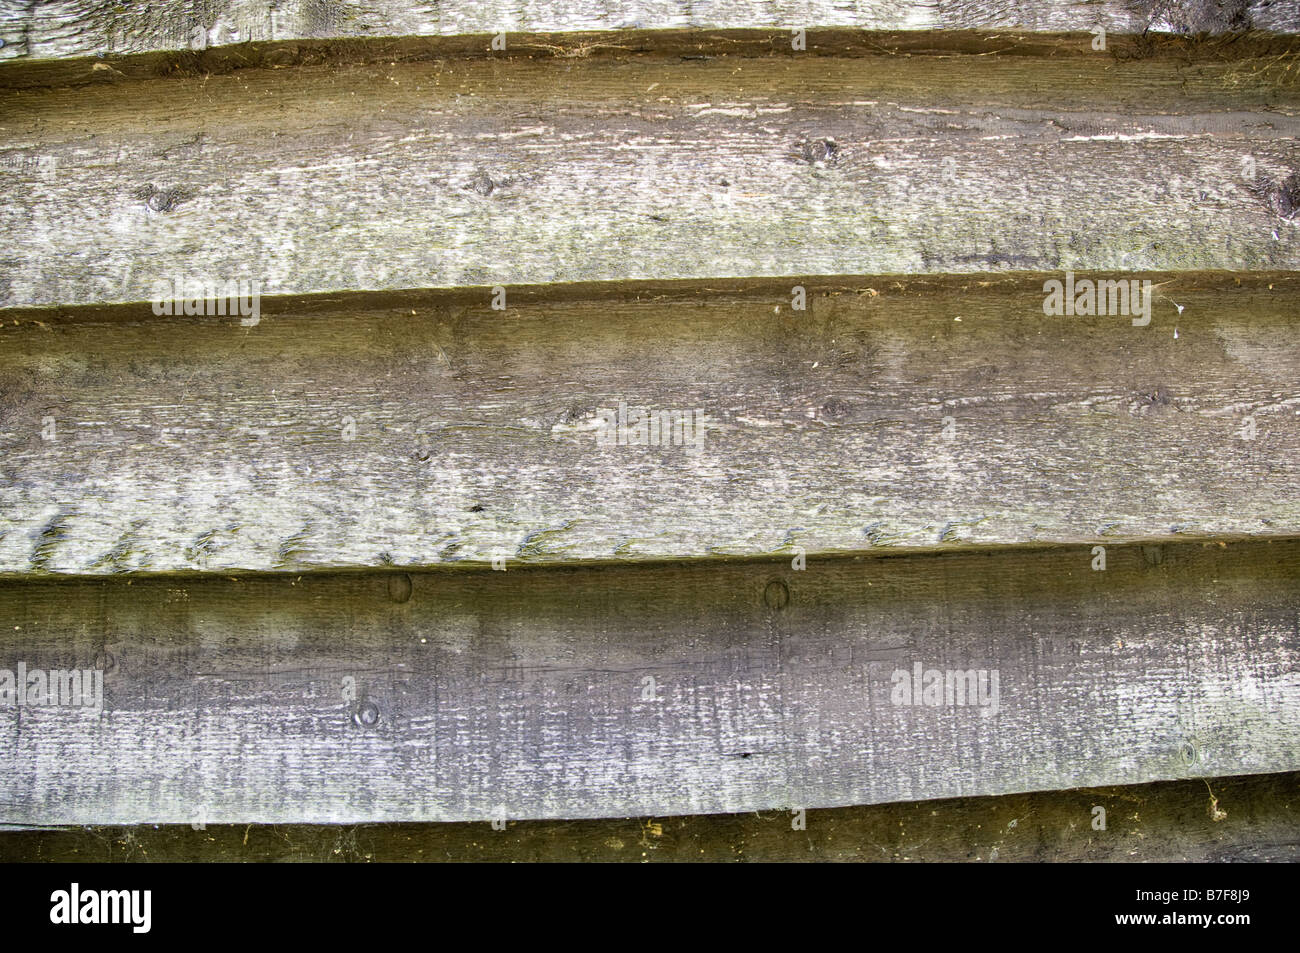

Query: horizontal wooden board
left=2, top=50, right=1298, bottom=308
left=2, top=1, right=1296, bottom=65
left=4, top=771, right=1297, bottom=861
left=0, top=537, right=1297, bottom=824
left=1, top=276, right=1297, bottom=573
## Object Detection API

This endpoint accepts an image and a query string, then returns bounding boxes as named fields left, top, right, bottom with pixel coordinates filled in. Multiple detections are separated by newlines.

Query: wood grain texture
left=2, top=51, right=1299, bottom=308
left=0, top=537, right=1296, bottom=824
left=1, top=1, right=1296, bottom=64
left=4, top=771, right=1297, bottom=861
left=1, top=276, right=1297, bottom=574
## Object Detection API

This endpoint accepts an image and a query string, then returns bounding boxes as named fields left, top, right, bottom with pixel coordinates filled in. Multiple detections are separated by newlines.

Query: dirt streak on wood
left=5, top=30, right=1300, bottom=93
left=1, top=51, right=1298, bottom=308
left=0, top=537, right=1296, bottom=824
left=0, top=276, right=1297, bottom=573
left=5, top=29, right=1300, bottom=97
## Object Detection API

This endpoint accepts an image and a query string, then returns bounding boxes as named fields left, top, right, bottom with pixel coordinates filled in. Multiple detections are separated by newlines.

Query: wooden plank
left=0, top=537, right=1297, bottom=825
left=2, top=51, right=1299, bottom=308
left=2, top=275, right=1298, bottom=574
left=3, top=771, right=1296, bottom=861
left=2, top=1, right=1296, bottom=65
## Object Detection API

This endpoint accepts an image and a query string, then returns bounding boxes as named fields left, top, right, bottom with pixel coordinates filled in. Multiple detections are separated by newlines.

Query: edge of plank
left=2, top=27, right=1298, bottom=91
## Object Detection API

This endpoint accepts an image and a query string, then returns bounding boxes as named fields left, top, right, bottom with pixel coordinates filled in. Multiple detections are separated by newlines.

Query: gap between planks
left=2, top=770, right=1297, bottom=861
left=3, top=27, right=1300, bottom=91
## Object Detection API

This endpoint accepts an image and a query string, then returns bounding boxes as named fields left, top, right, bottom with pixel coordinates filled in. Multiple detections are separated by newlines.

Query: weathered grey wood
left=3, top=771, right=1297, bottom=861
left=2, top=51, right=1298, bottom=308
left=1, top=276, right=1297, bottom=573
left=0, top=537, right=1296, bottom=824
left=1, top=1, right=1295, bottom=65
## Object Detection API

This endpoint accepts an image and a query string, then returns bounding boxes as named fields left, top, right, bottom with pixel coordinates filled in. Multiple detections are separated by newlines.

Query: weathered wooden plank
left=1, top=0, right=1296, bottom=65
left=4, top=771, right=1296, bottom=861
left=1, top=276, right=1297, bottom=573
left=2, top=51, right=1298, bottom=308
left=0, top=537, right=1296, bottom=824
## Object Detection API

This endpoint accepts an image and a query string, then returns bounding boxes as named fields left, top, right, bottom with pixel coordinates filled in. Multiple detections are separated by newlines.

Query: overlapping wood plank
left=0, top=276, right=1296, bottom=573
left=0, top=537, right=1296, bottom=824
left=1, top=50, right=1298, bottom=309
